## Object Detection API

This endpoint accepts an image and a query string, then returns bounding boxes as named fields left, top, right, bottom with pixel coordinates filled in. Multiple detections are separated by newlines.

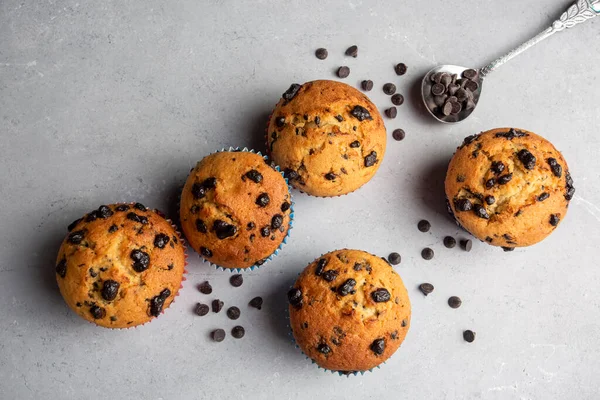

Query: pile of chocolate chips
left=427, top=69, right=480, bottom=119
left=194, top=274, right=263, bottom=342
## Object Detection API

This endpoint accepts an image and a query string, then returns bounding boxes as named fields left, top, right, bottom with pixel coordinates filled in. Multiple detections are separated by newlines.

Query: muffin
left=267, top=80, right=387, bottom=197
left=180, top=150, right=292, bottom=270
left=445, top=128, right=574, bottom=249
left=56, top=203, right=186, bottom=328
left=288, top=249, right=411, bottom=373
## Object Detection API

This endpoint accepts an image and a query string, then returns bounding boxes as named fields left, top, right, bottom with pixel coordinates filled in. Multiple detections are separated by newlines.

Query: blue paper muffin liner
left=181, top=147, right=294, bottom=273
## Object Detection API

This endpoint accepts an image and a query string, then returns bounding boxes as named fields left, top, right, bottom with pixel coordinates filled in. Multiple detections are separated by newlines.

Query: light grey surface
left=1, top=0, right=599, bottom=399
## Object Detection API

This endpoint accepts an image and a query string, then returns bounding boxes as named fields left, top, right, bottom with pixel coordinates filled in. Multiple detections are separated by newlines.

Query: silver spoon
left=422, top=0, right=600, bottom=123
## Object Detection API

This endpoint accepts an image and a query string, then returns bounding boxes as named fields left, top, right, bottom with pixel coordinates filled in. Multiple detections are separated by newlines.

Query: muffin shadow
left=407, top=72, right=440, bottom=126
left=264, top=274, right=297, bottom=345
left=416, top=156, right=457, bottom=225
left=245, top=109, right=271, bottom=155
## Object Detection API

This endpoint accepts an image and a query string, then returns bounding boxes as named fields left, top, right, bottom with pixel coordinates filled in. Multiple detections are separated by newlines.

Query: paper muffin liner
left=180, top=147, right=295, bottom=273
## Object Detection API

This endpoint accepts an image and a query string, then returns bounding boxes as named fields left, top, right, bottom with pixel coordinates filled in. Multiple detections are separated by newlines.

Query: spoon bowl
left=421, top=65, right=483, bottom=124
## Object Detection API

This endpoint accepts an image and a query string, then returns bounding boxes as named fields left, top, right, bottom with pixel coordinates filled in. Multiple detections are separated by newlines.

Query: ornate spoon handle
left=480, top=0, right=599, bottom=78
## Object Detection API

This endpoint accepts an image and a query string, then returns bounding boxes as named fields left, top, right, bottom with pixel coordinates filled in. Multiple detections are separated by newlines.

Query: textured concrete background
left=1, top=0, right=599, bottom=399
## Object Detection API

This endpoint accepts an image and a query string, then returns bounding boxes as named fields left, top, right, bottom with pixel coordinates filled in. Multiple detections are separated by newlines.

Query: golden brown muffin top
left=445, top=128, right=574, bottom=248
left=180, top=151, right=292, bottom=270
left=56, top=203, right=186, bottom=328
left=289, top=249, right=410, bottom=372
left=267, top=80, right=387, bottom=197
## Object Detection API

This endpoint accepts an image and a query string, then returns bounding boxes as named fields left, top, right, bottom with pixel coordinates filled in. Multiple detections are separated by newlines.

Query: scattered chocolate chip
left=394, top=63, right=408, bottom=75
left=547, top=158, right=562, bottom=178
left=361, top=80, right=374, bottom=91
left=337, top=66, right=350, bottom=78
left=538, top=192, right=550, bottom=202
left=383, top=83, right=396, bottom=95
left=200, top=247, right=212, bottom=258
left=198, top=281, right=212, bottom=294
left=68, top=230, right=85, bottom=244
left=333, top=114, right=343, bottom=122
left=195, top=303, right=209, bottom=316
left=317, top=343, right=331, bottom=354
left=388, top=252, right=401, bottom=265
left=324, top=172, right=336, bottom=180
left=502, top=246, right=514, bottom=252
left=212, top=299, right=224, bottom=313
left=448, top=296, right=462, bottom=309
left=371, top=288, right=391, bottom=303
left=249, top=296, right=263, bottom=310
left=364, top=151, right=378, bottom=167
left=384, top=107, right=397, bottom=119
left=260, top=226, right=270, bottom=237
left=350, top=105, right=372, bottom=121
left=463, top=330, right=476, bottom=343
left=287, top=288, right=303, bottom=307
left=419, top=283, right=434, bottom=296
left=232, top=326, right=245, bottom=339
left=337, top=279, right=356, bottom=296
left=549, top=214, right=560, bottom=226
left=454, top=198, right=472, bottom=212
left=517, top=149, right=537, bottom=170
left=126, top=212, right=148, bottom=224
left=392, top=129, right=405, bottom=141
left=421, top=248, right=434, bottom=260
left=473, top=204, right=490, bottom=219
left=281, top=201, right=291, bottom=212
left=460, top=239, right=473, bottom=252
left=213, top=220, right=237, bottom=239
left=345, top=45, right=358, bottom=57
left=370, top=338, right=385, bottom=355
left=485, top=195, right=495, bottom=205
left=227, top=306, right=241, bottom=320
left=322, top=270, right=338, bottom=282
left=90, top=305, right=106, bottom=319
left=230, top=274, right=243, bottom=288
left=282, top=84, right=302, bottom=103
left=211, top=329, right=226, bottom=342
left=55, top=258, right=67, bottom=278
left=256, top=193, right=270, bottom=207
left=391, top=93, right=404, bottom=106
left=315, top=48, right=328, bottom=60
left=417, top=219, right=431, bottom=233
left=130, top=249, right=150, bottom=272
left=245, top=170, right=263, bottom=183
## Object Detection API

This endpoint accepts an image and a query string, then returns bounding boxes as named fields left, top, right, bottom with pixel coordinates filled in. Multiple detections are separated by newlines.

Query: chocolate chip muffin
left=445, top=128, right=574, bottom=249
left=288, top=249, right=411, bottom=373
left=267, top=80, right=387, bottom=197
left=56, top=203, right=186, bottom=328
left=180, top=150, right=292, bottom=270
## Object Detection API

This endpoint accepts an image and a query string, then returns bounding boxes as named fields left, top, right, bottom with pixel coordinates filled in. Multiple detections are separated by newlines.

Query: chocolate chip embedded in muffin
left=517, top=149, right=537, bottom=170
left=350, top=105, right=372, bottom=121
left=370, top=338, right=385, bottom=355
left=90, top=305, right=106, bottom=319
left=287, top=288, right=303, bottom=307
left=282, top=84, right=302, bottom=103
left=101, top=280, right=120, bottom=301
left=149, top=289, right=171, bottom=317
left=154, top=233, right=170, bottom=249
left=213, top=220, right=237, bottom=239
left=55, top=258, right=67, bottom=278
left=130, top=249, right=150, bottom=272
left=371, top=288, right=391, bottom=303
left=255, top=193, right=270, bottom=207
left=68, top=230, right=85, bottom=244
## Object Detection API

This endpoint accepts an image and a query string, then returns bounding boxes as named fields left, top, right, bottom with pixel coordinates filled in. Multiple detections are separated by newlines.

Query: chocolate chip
left=271, top=214, right=283, bottom=230
left=194, top=218, right=208, bottom=233
left=485, top=195, right=495, bottom=205
left=485, top=178, right=495, bottom=189
left=473, top=204, right=489, bottom=219
left=256, top=193, right=270, bottom=207
left=391, top=93, right=404, bottom=106
left=495, top=128, right=528, bottom=140
left=364, top=151, right=378, bottom=167
left=502, top=246, right=515, bottom=252
left=462, top=69, right=477, bottom=80
left=463, top=330, right=476, bottom=343
left=547, top=158, right=562, bottom=178
left=90, top=306, right=106, bottom=319
left=315, top=48, right=328, bottom=60
left=231, top=326, right=245, bottom=339
left=195, top=303, right=209, bottom=316
left=281, top=201, right=291, bottom=212
left=246, top=222, right=255, bottom=231
left=97, top=205, right=113, bottom=219
left=230, top=274, right=243, bottom=288
left=324, top=172, right=336, bottom=180
left=227, top=306, right=241, bottom=320
left=462, top=134, right=479, bottom=146
left=383, top=83, right=396, bottom=95
left=460, top=239, right=473, bottom=252
left=431, top=83, right=445, bottom=96
left=200, top=247, right=212, bottom=258
left=361, top=80, right=374, bottom=91
left=55, top=258, right=67, bottom=278
left=371, top=288, right=391, bottom=303
left=108, top=224, right=118, bottom=233
left=68, top=230, right=85, bottom=244
left=212, top=299, right=224, bottom=313
left=421, top=248, right=434, bottom=260
left=213, top=220, right=237, bottom=239
left=134, top=203, right=147, bottom=211
left=115, top=204, right=129, bottom=212
left=370, top=338, right=385, bottom=355
left=419, top=283, right=434, bottom=296
left=198, top=281, right=212, bottom=294
left=245, top=170, right=263, bottom=183
left=454, top=198, right=472, bottom=212
left=314, top=258, right=328, bottom=276
left=448, top=296, right=462, bottom=309
left=388, top=252, right=401, bottom=265
left=391, top=129, right=406, bottom=141
left=442, top=236, right=456, bottom=249
left=67, top=218, right=82, bottom=232
left=537, top=192, right=550, bottom=202
left=345, top=45, right=358, bottom=57
left=395, top=63, right=408, bottom=75
left=153, top=233, right=170, bottom=249
left=349, top=140, right=360, bottom=148
left=334, top=114, right=344, bottom=122
left=337, top=66, right=350, bottom=78
left=85, top=210, right=99, bottom=222
left=322, top=270, right=338, bottom=282
left=317, top=343, right=331, bottom=354
left=350, top=105, right=372, bottom=121
left=191, top=183, right=206, bottom=199
left=287, top=288, right=303, bottom=307
left=417, top=219, right=431, bottom=232
left=260, top=226, right=270, bottom=237
left=491, top=161, right=507, bottom=174
left=517, top=149, right=536, bottom=170
left=101, top=280, right=120, bottom=301
left=442, top=102, right=453, bottom=116
left=337, top=279, right=356, bottom=296
left=497, top=173, right=513, bottom=185
left=384, top=107, right=397, bottom=119
left=149, top=288, right=171, bottom=317
left=249, top=296, right=263, bottom=310
left=126, top=212, right=148, bottom=224
left=549, top=214, right=560, bottom=226
left=211, top=329, right=226, bottom=342
left=464, top=80, right=479, bottom=92
left=130, top=249, right=150, bottom=272
left=282, top=84, right=302, bottom=103
left=565, top=172, right=575, bottom=200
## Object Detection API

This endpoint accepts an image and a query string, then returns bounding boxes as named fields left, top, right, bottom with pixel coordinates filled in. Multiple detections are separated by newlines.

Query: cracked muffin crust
left=180, top=151, right=292, bottom=269
left=289, top=249, right=411, bottom=373
left=267, top=80, right=387, bottom=197
left=56, top=203, right=186, bottom=328
left=445, top=128, right=574, bottom=248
